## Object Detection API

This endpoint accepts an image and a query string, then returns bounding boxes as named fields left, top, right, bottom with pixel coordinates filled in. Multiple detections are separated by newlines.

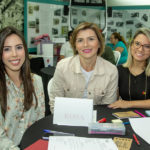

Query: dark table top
left=20, top=105, right=150, bottom=150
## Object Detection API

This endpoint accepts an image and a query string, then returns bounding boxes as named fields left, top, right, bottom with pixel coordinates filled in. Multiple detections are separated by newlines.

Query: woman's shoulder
left=117, top=41, right=126, bottom=48
left=117, top=65, right=128, bottom=73
left=56, top=56, right=78, bottom=68
left=98, top=57, right=117, bottom=73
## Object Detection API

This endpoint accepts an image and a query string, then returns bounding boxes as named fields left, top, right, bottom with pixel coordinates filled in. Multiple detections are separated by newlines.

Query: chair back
left=47, top=78, right=53, bottom=101
left=113, top=51, right=121, bottom=65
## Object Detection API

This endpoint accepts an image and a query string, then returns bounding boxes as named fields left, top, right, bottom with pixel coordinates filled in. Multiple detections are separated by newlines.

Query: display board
left=106, top=7, right=150, bottom=44
left=24, top=0, right=69, bottom=52
left=24, top=0, right=150, bottom=52
left=24, top=0, right=104, bottom=53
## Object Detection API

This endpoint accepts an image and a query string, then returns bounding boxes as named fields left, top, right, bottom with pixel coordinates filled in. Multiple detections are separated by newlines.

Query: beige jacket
left=49, top=55, right=118, bottom=113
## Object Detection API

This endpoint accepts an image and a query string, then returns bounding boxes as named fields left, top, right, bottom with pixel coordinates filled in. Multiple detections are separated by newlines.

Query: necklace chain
left=129, top=72, right=147, bottom=100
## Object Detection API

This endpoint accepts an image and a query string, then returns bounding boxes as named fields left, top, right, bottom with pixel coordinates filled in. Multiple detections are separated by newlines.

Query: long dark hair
left=112, top=32, right=127, bottom=46
left=0, top=26, right=38, bottom=118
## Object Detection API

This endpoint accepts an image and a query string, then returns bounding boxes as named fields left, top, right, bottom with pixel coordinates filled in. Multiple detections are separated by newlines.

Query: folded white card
left=53, top=97, right=93, bottom=127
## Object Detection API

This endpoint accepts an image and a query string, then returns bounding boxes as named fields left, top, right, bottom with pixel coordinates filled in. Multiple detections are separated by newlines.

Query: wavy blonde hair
left=123, top=28, right=150, bottom=76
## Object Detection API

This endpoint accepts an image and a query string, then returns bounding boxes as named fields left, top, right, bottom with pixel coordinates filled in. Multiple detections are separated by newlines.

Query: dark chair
left=30, top=57, right=44, bottom=76
left=40, top=66, right=56, bottom=116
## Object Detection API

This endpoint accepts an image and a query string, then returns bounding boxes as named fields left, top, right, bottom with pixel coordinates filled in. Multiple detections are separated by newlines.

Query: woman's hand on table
left=108, top=99, right=131, bottom=109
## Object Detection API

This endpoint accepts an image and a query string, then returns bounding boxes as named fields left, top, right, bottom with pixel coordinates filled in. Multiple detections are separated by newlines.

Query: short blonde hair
left=70, top=22, right=105, bottom=56
left=123, top=28, right=150, bottom=76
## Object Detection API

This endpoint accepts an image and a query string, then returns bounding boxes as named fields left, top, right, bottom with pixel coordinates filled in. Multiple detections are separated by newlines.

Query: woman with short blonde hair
left=49, top=22, right=118, bottom=113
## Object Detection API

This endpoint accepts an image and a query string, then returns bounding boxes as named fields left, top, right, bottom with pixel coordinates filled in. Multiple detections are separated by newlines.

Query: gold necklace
left=128, top=72, right=147, bottom=100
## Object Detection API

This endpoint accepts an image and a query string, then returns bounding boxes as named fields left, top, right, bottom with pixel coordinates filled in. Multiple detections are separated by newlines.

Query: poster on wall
left=27, top=2, right=66, bottom=49
left=26, top=1, right=150, bottom=50
left=106, top=9, right=150, bottom=45
left=26, top=2, right=104, bottom=50
left=70, top=6, right=104, bottom=29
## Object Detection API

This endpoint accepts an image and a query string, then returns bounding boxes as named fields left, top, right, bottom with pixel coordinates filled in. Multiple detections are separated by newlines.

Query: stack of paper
left=48, top=136, right=118, bottom=150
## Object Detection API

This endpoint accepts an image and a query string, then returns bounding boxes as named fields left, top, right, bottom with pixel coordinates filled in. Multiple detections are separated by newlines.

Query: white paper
left=48, top=136, right=118, bottom=150
left=129, top=117, right=150, bottom=144
left=53, top=97, right=93, bottom=127
left=42, top=43, right=53, bottom=56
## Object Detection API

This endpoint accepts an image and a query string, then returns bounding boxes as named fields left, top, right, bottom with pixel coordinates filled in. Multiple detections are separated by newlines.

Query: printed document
left=48, top=136, right=118, bottom=150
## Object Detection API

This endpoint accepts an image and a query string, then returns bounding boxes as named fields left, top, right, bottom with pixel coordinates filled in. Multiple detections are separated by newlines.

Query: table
left=20, top=105, right=150, bottom=150
left=40, top=66, right=56, bottom=116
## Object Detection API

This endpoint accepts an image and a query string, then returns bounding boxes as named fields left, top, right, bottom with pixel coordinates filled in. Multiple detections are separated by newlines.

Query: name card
left=53, top=97, right=93, bottom=127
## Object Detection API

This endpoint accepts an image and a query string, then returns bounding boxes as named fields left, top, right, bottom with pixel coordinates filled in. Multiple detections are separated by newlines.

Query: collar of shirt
left=71, top=55, right=105, bottom=76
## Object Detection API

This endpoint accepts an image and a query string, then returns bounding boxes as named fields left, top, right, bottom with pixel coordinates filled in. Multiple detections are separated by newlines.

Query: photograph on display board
left=107, top=27, right=111, bottom=31
left=111, top=29, right=117, bottom=33
left=141, top=14, right=148, bottom=22
left=113, top=12, right=123, bottom=18
left=108, top=21, right=114, bottom=25
left=135, top=22, right=143, bottom=28
left=126, top=20, right=134, bottom=25
left=54, top=9, right=61, bottom=16
left=35, top=25, right=39, bottom=33
left=28, top=21, right=36, bottom=28
left=36, top=18, right=39, bottom=25
left=82, top=10, right=86, bottom=16
left=126, top=29, right=133, bottom=39
left=62, top=16, right=67, bottom=23
left=30, top=37, right=35, bottom=45
left=131, top=12, right=139, bottom=18
left=61, top=26, right=68, bottom=36
left=34, top=5, right=39, bottom=11
left=72, top=9, right=77, bottom=15
left=73, top=18, right=78, bottom=25
left=116, top=22, right=124, bottom=27
left=28, top=5, right=34, bottom=14
left=53, top=18, right=60, bottom=25
left=52, top=28, right=58, bottom=35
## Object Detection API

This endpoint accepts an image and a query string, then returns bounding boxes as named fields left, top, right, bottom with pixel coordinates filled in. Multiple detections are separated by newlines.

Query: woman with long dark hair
left=109, top=32, right=128, bottom=65
left=0, top=26, right=45, bottom=149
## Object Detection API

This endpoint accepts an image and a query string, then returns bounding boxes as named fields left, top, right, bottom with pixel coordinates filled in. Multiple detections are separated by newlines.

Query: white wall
left=107, top=0, right=150, bottom=6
